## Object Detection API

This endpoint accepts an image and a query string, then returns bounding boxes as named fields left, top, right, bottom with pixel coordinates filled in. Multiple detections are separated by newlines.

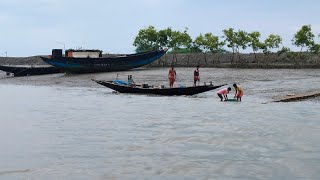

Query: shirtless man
left=168, top=66, right=176, bottom=88
left=193, top=66, right=200, bottom=86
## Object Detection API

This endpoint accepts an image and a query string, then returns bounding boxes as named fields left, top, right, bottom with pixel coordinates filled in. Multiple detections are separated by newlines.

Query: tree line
left=133, top=25, right=320, bottom=63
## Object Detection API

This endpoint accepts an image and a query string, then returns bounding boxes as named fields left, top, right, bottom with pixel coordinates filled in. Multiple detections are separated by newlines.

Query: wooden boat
left=92, top=79, right=226, bottom=96
left=40, top=49, right=167, bottom=74
left=0, top=65, right=61, bottom=76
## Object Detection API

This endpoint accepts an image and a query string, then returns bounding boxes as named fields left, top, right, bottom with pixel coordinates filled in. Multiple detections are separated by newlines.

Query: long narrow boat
left=93, top=79, right=225, bottom=96
left=41, top=49, right=167, bottom=74
left=0, top=65, right=61, bottom=76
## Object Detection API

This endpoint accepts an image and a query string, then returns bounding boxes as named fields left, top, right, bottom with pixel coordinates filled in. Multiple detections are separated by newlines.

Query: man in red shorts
left=168, top=66, right=176, bottom=88
left=193, top=66, right=200, bottom=86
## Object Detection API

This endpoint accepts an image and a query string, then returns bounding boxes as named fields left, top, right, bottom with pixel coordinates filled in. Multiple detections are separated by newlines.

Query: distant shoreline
left=148, top=63, right=320, bottom=69
left=148, top=52, right=320, bottom=69
left=1, top=52, right=320, bottom=69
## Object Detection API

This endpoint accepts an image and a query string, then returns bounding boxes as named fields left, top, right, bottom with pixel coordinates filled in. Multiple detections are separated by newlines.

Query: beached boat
left=92, top=79, right=225, bottom=96
left=0, top=65, right=61, bottom=76
left=40, top=49, right=167, bottom=74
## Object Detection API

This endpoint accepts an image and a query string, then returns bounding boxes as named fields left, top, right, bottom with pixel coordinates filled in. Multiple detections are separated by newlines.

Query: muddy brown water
left=0, top=68, right=319, bottom=179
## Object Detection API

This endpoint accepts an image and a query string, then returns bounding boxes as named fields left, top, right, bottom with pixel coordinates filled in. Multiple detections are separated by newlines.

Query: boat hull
left=93, top=80, right=226, bottom=96
left=41, top=49, right=166, bottom=74
left=0, top=65, right=61, bottom=76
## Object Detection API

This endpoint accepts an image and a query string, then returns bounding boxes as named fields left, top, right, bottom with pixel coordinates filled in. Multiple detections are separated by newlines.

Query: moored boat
left=92, top=79, right=226, bottom=96
left=0, top=65, right=61, bottom=76
left=41, top=49, right=167, bottom=74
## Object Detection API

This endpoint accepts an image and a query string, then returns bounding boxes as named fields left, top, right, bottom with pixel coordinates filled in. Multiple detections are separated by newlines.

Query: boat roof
left=65, top=49, right=102, bottom=53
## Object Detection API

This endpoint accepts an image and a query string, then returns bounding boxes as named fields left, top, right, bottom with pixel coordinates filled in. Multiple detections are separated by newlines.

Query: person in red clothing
left=193, top=66, right=200, bottom=86
left=168, top=66, right=176, bottom=88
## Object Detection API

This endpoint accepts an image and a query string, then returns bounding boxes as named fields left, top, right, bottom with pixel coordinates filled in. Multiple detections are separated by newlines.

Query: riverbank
left=1, top=67, right=319, bottom=101
left=149, top=52, right=320, bottom=68
left=1, top=52, right=320, bottom=68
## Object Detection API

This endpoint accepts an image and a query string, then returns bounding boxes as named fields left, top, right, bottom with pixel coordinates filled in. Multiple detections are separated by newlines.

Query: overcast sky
left=0, top=0, right=319, bottom=56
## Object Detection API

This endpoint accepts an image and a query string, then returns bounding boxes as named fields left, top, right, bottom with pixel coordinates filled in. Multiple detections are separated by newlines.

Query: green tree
left=157, top=27, right=173, bottom=49
left=133, top=26, right=159, bottom=53
left=194, top=33, right=225, bottom=53
left=248, top=31, right=263, bottom=62
left=234, top=30, right=249, bottom=62
left=169, top=28, right=192, bottom=63
left=263, top=34, right=282, bottom=54
left=261, top=34, right=282, bottom=64
left=309, top=33, right=320, bottom=53
left=223, top=28, right=237, bottom=63
left=223, top=28, right=249, bottom=63
left=194, top=33, right=225, bottom=64
left=169, top=28, right=192, bottom=51
left=292, top=25, right=315, bottom=52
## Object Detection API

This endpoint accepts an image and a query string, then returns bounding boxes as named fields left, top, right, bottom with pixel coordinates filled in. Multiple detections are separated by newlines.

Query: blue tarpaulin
left=112, top=80, right=127, bottom=85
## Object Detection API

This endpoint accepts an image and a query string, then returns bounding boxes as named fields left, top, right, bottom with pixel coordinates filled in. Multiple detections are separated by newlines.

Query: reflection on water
left=0, top=68, right=320, bottom=179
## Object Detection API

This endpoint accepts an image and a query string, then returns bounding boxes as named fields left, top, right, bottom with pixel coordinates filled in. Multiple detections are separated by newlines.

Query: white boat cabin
left=65, top=49, right=102, bottom=58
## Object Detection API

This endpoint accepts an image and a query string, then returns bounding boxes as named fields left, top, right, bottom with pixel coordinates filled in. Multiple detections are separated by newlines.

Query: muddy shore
left=1, top=52, right=320, bottom=68
left=1, top=67, right=319, bottom=103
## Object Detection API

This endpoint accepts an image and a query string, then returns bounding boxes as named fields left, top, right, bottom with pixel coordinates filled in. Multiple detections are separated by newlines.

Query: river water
left=0, top=68, right=319, bottom=179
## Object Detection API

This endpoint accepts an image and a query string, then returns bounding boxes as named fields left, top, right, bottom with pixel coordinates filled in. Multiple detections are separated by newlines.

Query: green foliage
left=277, top=46, right=291, bottom=55
left=292, top=25, right=315, bottom=52
left=223, top=28, right=249, bottom=53
left=194, top=33, right=225, bottom=53
left=133, top=26, right=192, bottom=53
left=133, top=26, right=159, bottom=53
left=133, top=25, right=318, bottom=55
left=190, top=42, right=202, bottom=53
left=194, top=34, right=205, bottom=51
left=234, top=30, right=249, bottom=52
left=310, top=44, right=320, bottom=53
left=169, top=28, right=192, bottom=51
left=248, top=32, right=263, bottom=53
left=223, top=28, right=236, bottom=52
left=223, top=28, right=249, bottom=62
left=263, top=34, right=282, bottom=54
left=157, top=27, right=173, bottom=48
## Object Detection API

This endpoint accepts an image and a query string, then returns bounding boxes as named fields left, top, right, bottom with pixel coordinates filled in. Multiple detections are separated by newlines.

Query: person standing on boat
left=193, top=66, right=200, bottom=86
left=128, top=75, right=135, bottom=87
left=168, top=66, right=176, bottom=88
left=217, top=87, right=231, bottom=101
left=233, top=83, right=244, bottom=102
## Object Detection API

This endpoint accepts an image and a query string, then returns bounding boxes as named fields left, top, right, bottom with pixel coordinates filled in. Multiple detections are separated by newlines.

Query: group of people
left=169, top=65, right=244, bottom=102
left=168, top=65, right=200, bottom=88
left=217, top=83, right=244, bottom=102
left=128, top=66, right=244, bottom=102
